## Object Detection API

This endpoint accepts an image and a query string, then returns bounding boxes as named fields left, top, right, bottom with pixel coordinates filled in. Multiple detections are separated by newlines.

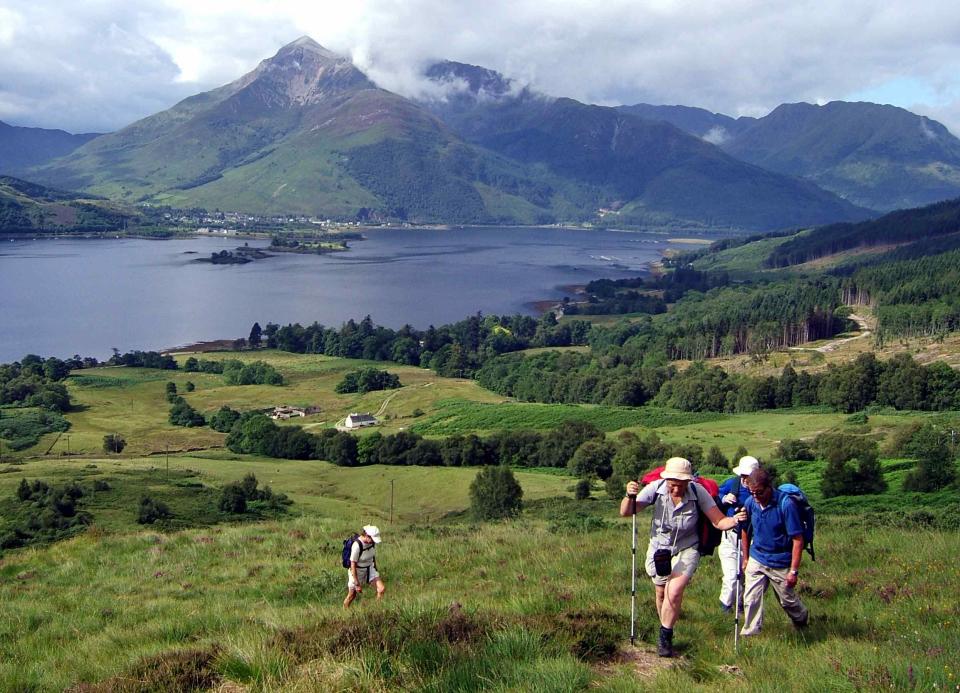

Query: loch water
left=0, top=227, right=709, bottom=361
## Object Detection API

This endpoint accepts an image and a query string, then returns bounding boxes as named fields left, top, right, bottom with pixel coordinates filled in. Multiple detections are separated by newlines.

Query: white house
left=344, top=413, right=377, bottom=429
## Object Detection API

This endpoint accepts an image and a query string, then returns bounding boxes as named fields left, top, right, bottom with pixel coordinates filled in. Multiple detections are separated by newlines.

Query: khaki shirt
left=636, top=479, right=716, bottom=553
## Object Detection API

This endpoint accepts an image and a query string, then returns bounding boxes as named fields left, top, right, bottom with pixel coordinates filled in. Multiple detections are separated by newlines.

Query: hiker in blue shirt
left=739, top=468, right=809, bottom=636
left=716, top=455, right=759, bottom=612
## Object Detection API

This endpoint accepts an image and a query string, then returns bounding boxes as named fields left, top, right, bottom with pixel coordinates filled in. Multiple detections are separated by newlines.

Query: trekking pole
left=734, top=519, right=742, bottom=654
left=629, top=489, right=638, bottom=647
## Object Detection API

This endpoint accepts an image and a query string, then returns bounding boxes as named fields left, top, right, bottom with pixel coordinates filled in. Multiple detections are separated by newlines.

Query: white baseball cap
left=363, top=525, right=382, bottom=543
left=733, top=455, right=760, bottom=476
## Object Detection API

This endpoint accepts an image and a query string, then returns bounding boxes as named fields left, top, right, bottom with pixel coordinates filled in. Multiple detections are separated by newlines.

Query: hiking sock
left=657, top=625, right=674, bottom=657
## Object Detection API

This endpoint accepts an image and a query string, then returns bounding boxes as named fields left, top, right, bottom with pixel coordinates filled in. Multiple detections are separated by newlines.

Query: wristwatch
left=789, top=569, right=799, bottom=576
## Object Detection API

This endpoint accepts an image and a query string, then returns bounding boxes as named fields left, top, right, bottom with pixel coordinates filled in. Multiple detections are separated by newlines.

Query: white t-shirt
left=350, top=538, right=376, bottom=568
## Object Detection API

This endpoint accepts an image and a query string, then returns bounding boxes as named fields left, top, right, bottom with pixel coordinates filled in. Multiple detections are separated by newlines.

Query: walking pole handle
left=627, top=480, right=638, bottom=515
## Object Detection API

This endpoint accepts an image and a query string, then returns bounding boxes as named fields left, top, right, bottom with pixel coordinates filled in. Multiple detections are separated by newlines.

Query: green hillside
left=1, top=346, right=958, bottom=689
left=422, top=65, right=867, bottom=230
left=0, top=176, right=132, bottom=233
left=33, top=40, right=593, bottom=225
left=724, top=101, right=960, bottom=211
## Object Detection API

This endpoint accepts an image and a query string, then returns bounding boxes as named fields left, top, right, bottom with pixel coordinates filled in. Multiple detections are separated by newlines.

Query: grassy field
left=1, top=496, right=957, bottom=691
left=2, top=350, right=960, bottom=690
left=7, top=348, right=956, bottom=476
left=14, top=351, right=503, bottom=458
left=410, top=399, right=723, bottom=437
left=0, top=454, right=573, bottom=532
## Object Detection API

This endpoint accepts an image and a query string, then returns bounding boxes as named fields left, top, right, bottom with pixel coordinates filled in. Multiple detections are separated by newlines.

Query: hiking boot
left=657, top=625, right=673, bottom=657
left=792, top=613, right=809, bottom=630
left=720, top=602, right=732, bottom=614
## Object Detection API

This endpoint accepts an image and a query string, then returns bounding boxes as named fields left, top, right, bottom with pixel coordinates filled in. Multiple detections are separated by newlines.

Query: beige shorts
left=347, top=565, right=380, bottom=590
left=645, top=544, right=701, bottom=586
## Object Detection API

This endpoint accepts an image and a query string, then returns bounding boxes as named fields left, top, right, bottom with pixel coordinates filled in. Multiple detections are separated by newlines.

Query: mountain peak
left=237, top=36, right=371, bottom=106
left=277, top=36, right=344, bottom=63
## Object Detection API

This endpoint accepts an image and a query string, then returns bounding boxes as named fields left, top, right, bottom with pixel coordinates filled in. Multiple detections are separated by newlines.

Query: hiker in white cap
left=343, top=525, right=386, bottom=608
left=717, top=455, right=760, bottom=613
left=620, top=457, right=747, bottom=657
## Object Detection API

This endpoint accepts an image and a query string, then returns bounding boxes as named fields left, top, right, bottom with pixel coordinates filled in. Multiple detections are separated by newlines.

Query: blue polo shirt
left=718, top=476, right=752, bottom=517
left=744, top=489, right=803, bottom=569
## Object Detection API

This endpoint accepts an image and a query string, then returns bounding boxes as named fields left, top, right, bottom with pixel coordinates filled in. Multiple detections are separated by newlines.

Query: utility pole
left=64, top=434, right=70, bottom=456
left=390, top=479, right=395, bottom=525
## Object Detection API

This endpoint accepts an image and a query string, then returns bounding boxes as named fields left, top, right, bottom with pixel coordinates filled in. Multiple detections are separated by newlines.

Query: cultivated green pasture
left=7, top=349, right=955, bottom=487
left=411, top=399, right=724, bottom=436
left=14, top=352, right=503, bottom=458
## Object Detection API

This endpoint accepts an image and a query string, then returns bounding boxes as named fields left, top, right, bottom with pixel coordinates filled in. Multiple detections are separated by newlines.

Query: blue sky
left=1, top=0, right=959, bottom=135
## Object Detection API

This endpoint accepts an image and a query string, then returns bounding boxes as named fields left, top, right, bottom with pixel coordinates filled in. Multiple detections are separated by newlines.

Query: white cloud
left=702, top=126, right=731, bottom=146
left=1, top=0, right=959, bottom=135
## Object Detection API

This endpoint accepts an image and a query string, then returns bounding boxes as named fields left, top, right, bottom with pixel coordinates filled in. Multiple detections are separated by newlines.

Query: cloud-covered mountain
left=33, top=39, right=866, bottom=230
left=421, top=61, right=867, bottom=229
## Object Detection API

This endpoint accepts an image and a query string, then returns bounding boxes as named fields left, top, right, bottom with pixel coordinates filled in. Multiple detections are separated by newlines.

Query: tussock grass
left=1, top=511, right=958, bottom=691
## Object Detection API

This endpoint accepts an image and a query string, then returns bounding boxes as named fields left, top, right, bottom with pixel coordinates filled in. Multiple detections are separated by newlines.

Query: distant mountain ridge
left=620, top=100, right=960, bottom=212
left=0, top=121, right=100, bottom=177
left=31, top=38, right=865, bottom=229
left=420, top=61, right=866, bottom=230
left=616, top=104, right=754, bottom=145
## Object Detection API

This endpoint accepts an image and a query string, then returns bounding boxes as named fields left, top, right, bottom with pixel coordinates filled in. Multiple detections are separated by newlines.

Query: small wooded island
left=194, top=235, right=355, bottom=264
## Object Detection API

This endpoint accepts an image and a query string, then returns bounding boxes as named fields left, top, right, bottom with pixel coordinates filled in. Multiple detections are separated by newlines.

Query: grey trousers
left=740, top=557, right=808, bottom=636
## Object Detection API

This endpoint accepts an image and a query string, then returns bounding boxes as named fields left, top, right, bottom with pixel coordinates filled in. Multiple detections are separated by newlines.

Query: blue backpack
left=341, top=534, right=374, bottom=568
left=778, top=484, right=816, bottom=561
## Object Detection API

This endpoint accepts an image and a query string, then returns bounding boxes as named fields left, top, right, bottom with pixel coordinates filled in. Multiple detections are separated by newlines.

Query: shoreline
left=0, top=224, right=729, bottom=242
left=164, top=259, right=664, bottom=354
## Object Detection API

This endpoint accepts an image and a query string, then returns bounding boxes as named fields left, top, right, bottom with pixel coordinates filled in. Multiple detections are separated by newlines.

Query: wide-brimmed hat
left=660, top=457, right=694, bottom=481
left=363, top=525, right=382, bottom=543
left=733, top=455, right=760, bottom=476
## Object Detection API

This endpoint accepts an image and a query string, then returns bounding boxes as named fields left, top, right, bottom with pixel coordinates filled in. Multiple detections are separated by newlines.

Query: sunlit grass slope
left=1, top=510, right=957, bottom=691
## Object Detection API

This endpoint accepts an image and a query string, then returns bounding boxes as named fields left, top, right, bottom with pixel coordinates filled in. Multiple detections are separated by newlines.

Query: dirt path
left=331, top=382, right=435, bottom=429
left=789, top=312, right=871, bottom=353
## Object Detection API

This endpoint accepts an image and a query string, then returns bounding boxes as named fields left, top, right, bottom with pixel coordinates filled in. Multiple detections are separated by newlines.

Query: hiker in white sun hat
left=621, top=457, right=747, bottom=657
left=717, top=455, right=760, bottom=613
left=343, top=525, right=386, bottom=608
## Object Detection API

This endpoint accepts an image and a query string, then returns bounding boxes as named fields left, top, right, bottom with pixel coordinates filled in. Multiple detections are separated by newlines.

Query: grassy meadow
left=1, top=493, right=958, bottom=691
left=1, top=348, right=959, bottom=690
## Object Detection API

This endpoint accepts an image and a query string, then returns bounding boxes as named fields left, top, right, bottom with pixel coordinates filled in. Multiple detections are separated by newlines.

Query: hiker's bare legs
left=343, top=586, right=359, bottom=608
left=654, top=585, right=665, bottom=621
left=659, top=574, right=690, bottom=628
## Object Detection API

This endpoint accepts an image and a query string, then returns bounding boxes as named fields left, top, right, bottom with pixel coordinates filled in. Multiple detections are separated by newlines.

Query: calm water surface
left=0, top=227, right=698, bottom=361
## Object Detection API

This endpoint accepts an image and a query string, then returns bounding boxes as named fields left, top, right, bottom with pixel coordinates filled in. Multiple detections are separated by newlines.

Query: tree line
left=764, top=196, right=960, bottom=268
left=252, top=313, right=592, bottom=378
left=478, top=352, right=960, bottom=414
